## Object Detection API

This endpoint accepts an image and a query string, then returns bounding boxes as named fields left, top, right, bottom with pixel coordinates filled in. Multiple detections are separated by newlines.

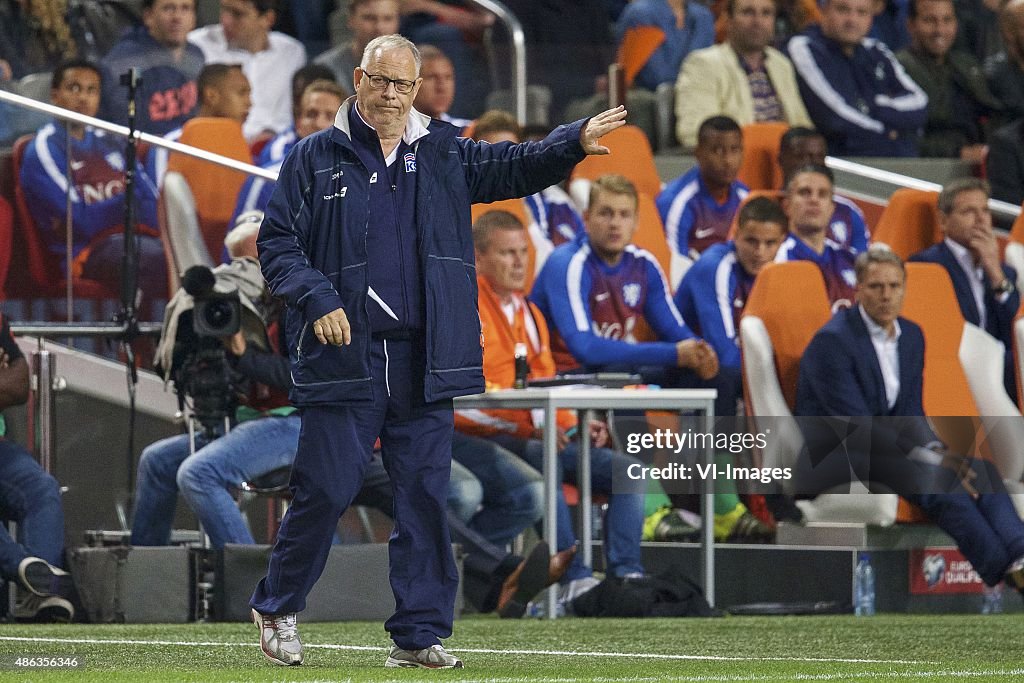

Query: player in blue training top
left=656, top=115, right=749, bottom=288
left=533, top=173, right=771, bottom=541
left=20, top=60, right=165, bottom=298
left=531, top=173, right=739, bottom=417
left=775, top=163, right=857, bottom=309
left=675, top=196, right=788, bottom=370
left=778, top=126, right=869, bottom=252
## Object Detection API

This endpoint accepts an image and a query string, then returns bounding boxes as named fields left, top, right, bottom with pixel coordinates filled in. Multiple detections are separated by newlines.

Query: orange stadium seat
left=870, top=188, right=940, bottom=260
left=902, top=262, right=1024, bottom=485
left=617, top=26, right=666, bottom=89
left=1003, top=203, right=1024, bottom=291
left=741, top=261, right=831, bottom=412
left=623, top=192, right=672, bottom=342
left=570, top=124, right=662, bottom=200
left=632, top=192, right=672, bottom=282
left=847, top=194, right=885, bottom=234
left=741, top=262, right=918, bottom=523
left=737, top=122, right=788, bottom=191
left=165, top=117, right=252, bottom=264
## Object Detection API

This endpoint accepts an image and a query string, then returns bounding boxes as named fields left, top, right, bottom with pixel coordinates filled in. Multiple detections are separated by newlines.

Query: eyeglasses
left=361, top=71, right=417, bottom=95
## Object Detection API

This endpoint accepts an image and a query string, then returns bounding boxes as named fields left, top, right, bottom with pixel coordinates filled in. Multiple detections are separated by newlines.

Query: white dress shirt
left=859, top=304, right=902, bottom=411
left=187, top=25, right=307, bottom=141
left=944, top=237, right=987, bottom=329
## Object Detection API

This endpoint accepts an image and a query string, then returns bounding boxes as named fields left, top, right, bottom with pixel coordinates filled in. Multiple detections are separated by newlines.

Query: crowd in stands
left=6, top=0, right=1024, bottom=624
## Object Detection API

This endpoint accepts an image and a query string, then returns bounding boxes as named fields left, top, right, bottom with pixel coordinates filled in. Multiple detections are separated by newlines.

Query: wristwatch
left=994, top=278, right=1016, bottom=296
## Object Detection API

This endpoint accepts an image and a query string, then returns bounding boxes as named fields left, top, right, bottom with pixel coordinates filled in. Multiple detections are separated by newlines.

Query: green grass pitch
left=1, top=614, right=1023, bottom=681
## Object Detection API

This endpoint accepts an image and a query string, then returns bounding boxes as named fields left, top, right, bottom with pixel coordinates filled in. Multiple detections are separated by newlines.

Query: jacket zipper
left=295, top=321, right=309, bottom=361
left=392, top=178, right=409, bottom=327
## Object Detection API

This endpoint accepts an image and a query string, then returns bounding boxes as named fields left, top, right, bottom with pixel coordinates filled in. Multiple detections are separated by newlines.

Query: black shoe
left=17, top=556, right=69, bottom=597
left=723, top=511, right=776, bottom=544
left=497, top=541, right=552, bottom=619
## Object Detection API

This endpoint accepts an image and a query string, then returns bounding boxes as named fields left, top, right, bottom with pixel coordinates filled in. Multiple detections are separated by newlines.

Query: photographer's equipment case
left=68, top=546, right=192, bottom=623
left=215, top=543, right=464, bottom=622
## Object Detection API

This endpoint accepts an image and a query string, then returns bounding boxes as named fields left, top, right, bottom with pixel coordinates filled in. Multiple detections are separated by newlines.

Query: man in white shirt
left=188, top=0, right=306, bottom=142
left=797, top=247, right=1024, bottom=597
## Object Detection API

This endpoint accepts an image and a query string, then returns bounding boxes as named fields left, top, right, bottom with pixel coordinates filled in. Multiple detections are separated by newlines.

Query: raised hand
left=580, top=105, right=628, bottom=155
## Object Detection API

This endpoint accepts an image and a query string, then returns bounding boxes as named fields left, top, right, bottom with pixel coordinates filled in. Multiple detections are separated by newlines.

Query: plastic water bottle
left=982, top=582, right=1004, bottom=614
left=854, top=552, right=876, bottom=616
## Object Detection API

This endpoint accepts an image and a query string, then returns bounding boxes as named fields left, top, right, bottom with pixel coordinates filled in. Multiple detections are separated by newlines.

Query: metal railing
left=467, top=0, right=527, bottom=124
left=826, top=156, right=1021, bottom=222
left=0, top=89, right=277, bottom=181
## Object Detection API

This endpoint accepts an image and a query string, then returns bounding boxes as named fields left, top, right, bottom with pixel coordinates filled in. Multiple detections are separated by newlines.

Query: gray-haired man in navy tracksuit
left=250, top=33, right=627, bottom=669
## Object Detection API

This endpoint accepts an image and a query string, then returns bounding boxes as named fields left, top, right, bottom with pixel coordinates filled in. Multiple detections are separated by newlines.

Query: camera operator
left=130, top=216, right=301, bottom=550
left=130, top=216, right=572, bottom=615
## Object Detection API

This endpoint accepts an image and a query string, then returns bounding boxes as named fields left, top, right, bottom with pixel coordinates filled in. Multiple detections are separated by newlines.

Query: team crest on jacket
left=830, top=222, right=847, bottom=245
left=622, top=283, right=641, bottom=308
left=105, top=151, right=125, bottom=172
left=404, top=151, right=417, bottom=173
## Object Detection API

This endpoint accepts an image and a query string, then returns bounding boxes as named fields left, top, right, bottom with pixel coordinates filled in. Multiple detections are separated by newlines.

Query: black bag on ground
left=570, top=567, right=722, bottom=618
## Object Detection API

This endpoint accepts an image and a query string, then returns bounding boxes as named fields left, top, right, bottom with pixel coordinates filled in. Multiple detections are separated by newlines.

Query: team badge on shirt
left=105, top=151, right=125, bottom=172
left=622, top=283, right=641, bottom=308
left=830, top=222, right=847, bottom=245
left=404, top=152, right=417, bottom=173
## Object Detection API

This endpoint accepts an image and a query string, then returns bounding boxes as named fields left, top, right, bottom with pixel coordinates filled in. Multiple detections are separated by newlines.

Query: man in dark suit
left=909, top=177, right=1019, bottom=397
left=796, top=247, right=1024, bottom=592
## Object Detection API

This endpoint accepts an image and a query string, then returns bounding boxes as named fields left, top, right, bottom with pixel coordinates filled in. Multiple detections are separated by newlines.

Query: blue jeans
left=131, top=415, right=301, bottom=549
left=451, top=432, right=544, bottom=548
left=0, top=441, right=64, bottom=578
left=491, top=435, right=646, bottom=580
left=447, top=459, right=483, bottom=523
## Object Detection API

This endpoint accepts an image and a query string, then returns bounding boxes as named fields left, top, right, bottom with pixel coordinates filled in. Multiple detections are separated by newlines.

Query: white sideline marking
left=394, top=673, right=1024, bottom=683
left=442, top=671, right=1024, bottom=682
left=0, top=635, right=925, bottom=665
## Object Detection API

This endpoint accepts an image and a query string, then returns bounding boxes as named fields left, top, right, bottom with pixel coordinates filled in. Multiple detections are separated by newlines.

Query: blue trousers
left=797, top=428, right=1024, bottom=587
left=0, top=441, right=64, bottom=578
left=250, top=338, right=458, bottom=650
left=909, top=461, right=1024, bottom=586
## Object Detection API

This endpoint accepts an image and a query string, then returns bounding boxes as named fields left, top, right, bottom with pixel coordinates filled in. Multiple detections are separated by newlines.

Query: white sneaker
left=385, top=644, right=463, bottom=669
left=17, top=556, right=68, bottom=597
left=560, top=575, right=601, bottom=602
left=527, top=575, right=603, bottom=617
left=14, top=593, right=74, bottom=623
left=252, top=608, right=303, bottom=666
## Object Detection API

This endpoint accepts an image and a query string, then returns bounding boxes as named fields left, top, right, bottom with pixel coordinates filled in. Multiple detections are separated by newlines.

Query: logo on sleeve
left=404, top=151, right=417, bottom=173
left=323, top=186, right=348, bottom=200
